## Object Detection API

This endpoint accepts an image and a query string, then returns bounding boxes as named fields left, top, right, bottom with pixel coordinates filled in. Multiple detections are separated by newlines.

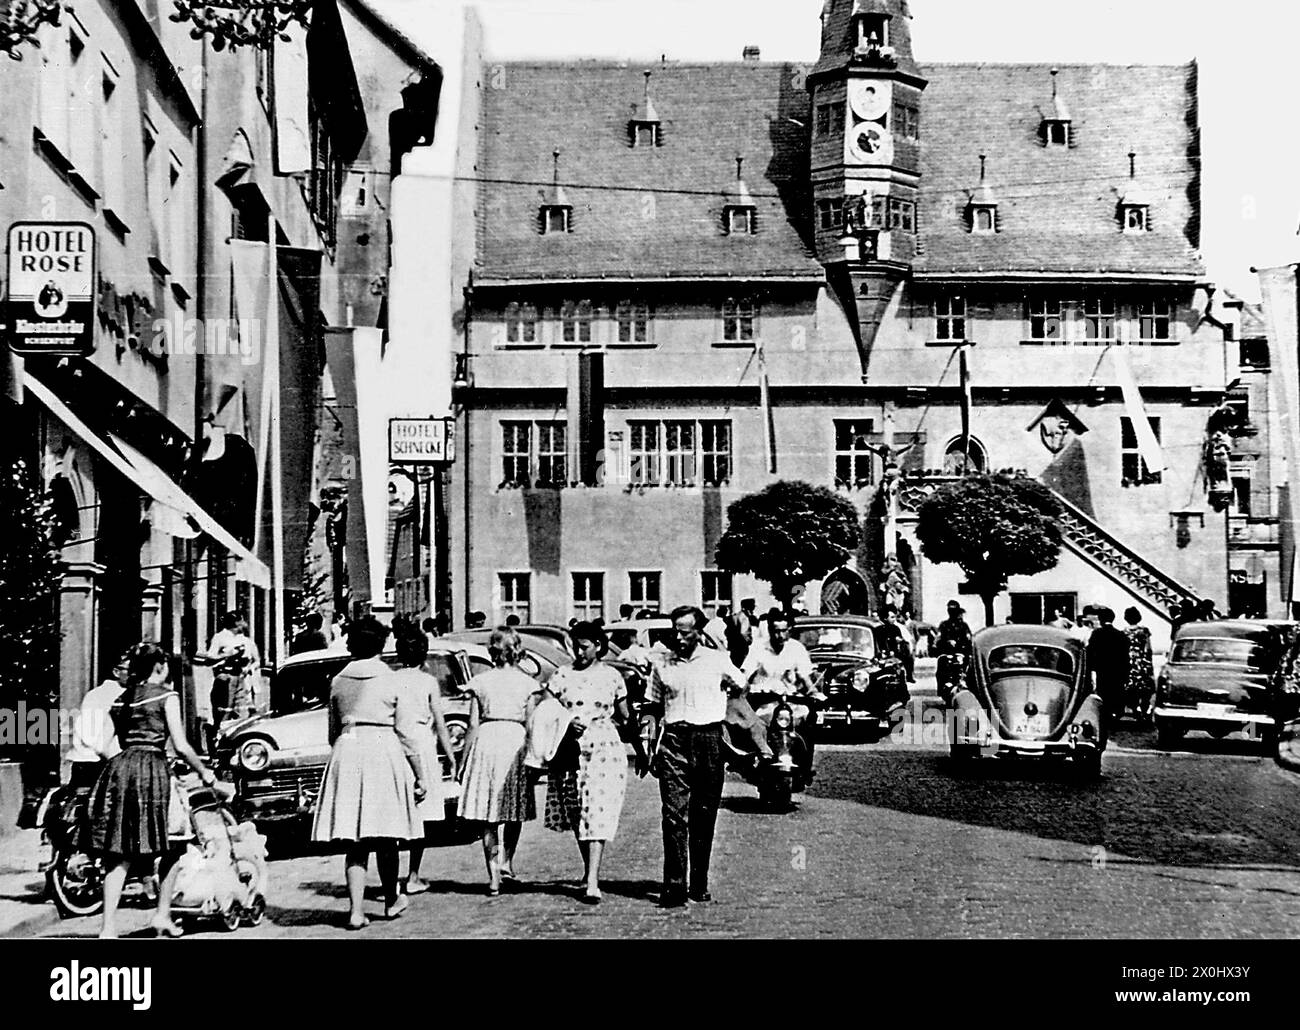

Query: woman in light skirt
left=389, top=626, right=461, bottom=895
left=457, top=627, right=537, bottom=895
left=311, top=616, right=430, bottom=929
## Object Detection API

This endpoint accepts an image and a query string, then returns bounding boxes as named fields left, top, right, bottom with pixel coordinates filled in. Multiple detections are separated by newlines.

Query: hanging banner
left=5, top=221, right=96, bottom=356
left=1111, top=343, right=1168, bottom=474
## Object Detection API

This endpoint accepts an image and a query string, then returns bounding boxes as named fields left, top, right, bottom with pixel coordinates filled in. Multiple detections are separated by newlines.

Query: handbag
left=550, top=721, right=582, bottom=773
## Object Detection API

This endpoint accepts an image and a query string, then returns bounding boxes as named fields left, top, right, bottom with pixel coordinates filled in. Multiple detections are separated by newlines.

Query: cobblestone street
left=15, top=697, right=1300, bottom=940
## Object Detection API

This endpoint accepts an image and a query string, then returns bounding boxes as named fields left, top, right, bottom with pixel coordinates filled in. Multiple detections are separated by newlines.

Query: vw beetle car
left=215, top=641, right=484, bottom=839
left=790, top=615, right=908, bottom=738
left=948, top=625, right=1104, bottom=777
left=1154, top=620, right=1295, bottom=751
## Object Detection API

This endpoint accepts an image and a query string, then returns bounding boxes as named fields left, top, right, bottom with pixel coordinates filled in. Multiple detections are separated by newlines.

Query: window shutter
left=1067, top=122, right=1079, bottom=149
left=994, top=207, right=1004, bottom=234
left=750, top=210, right=759, bottom=235
left=960, top=202, right=972, bottom=233
left=538, top=207, right=547, bottom=235
left=656, top=124, right=665, bottom=147
left=627, top=121, right=636, bottom=148
left=1036, top=120, right=1048, bottom=147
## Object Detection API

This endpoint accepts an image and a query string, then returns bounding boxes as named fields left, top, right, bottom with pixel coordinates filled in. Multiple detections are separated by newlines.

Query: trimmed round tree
left=915, top=474, right=1063, bottom=627
left=714, top=480, right=862, bottom=612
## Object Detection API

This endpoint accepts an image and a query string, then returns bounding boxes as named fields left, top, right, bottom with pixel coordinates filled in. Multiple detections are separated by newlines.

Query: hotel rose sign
left=4, top=221, right=97, bottom=356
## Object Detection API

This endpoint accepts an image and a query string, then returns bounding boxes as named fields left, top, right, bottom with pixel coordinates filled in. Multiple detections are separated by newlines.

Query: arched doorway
left=943, top=436, right=988, bottom=474
left=821, top=567, right=870, bottom=616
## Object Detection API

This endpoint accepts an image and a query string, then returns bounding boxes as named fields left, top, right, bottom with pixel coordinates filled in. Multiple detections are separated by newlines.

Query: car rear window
left=987, top=645, right=1074, bottom=676
left=796, top=626, right=876, bottom=657
left=1171, top=638, right=1266, bottom=669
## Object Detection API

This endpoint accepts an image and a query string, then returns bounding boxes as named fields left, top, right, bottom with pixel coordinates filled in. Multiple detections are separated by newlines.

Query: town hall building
left=449, top=0, right=1256, bottom=641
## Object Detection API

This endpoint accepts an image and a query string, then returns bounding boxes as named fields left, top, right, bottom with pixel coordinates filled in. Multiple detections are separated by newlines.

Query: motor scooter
left=721, top=691, right=815, bottom=811
left=936, top=652, right=968, bottom=706
left=37, top=775, right=158, bottom=918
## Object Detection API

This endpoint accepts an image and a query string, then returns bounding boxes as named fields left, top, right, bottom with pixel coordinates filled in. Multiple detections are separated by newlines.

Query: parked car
left=441, top=630, right=572, bottom=683
left=948, top=624, right=1104, bottom=778
left=790, top=615, right=908, bottom=738
left=1153, top=620, right=1295, bottom=751
left=215, top=641, right=485, bottom=839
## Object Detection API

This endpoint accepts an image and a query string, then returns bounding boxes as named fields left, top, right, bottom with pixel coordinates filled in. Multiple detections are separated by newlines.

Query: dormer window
left=726, top=207, right=755, bottom=235
left=632, top=121, right=660, bottom=148
left=629, top=70, right=662, bottom=148
left=539, top=149, right=573, bottom=234
left=724, top=158, right=757, bottom=236
left=1040, top=68, right=1072, bottom=147
left=967, top=156, right=998, bottom=234
left=1044, top=120, right=1069, bottom=147
left=540, top=205, right=571, bottom=235
left=1121, top=204, right=1149, bottom=233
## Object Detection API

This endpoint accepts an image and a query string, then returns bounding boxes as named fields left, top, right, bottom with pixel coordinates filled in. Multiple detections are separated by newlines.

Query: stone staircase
left=896, top=475, right=1201, bottom=616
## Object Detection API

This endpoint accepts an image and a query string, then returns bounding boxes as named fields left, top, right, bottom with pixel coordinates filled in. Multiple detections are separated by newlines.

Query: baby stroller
left=169, top=779, right=269, bottom=932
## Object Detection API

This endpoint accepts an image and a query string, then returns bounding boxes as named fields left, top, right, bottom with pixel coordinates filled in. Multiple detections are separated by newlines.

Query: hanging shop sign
left=389, top=417, right=455, bottom=465
left=4, top=221, right=97, bottom=356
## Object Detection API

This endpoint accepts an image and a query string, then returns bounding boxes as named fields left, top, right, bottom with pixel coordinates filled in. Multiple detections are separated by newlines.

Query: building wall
left=456, top=278, right=1230, bottom=627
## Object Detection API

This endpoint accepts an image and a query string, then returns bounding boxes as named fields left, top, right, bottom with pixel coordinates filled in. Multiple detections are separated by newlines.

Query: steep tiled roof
left=476, top=63, right=820, bottom=282
left=476, top=60, right=1203, bottom=282
left=914, top=63, right=1203, bottom=278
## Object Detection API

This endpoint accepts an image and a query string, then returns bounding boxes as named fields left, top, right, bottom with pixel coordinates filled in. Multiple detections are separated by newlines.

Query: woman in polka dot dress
left=544, top=621, right=630, bottom=904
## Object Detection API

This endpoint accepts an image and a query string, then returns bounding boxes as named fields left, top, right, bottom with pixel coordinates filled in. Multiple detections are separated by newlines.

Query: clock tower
left=809, top=0, right=927, bottom=369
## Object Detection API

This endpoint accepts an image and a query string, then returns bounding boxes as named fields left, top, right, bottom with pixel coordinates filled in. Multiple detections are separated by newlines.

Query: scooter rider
left=65, top=648, right=134, bottom=789
left=741, top=609, right=827, bottom=779
left=934, top=600, right=973, bottom=701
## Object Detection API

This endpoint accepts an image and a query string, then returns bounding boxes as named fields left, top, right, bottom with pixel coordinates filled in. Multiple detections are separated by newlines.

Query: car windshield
left=270, top=653, right=461, bottom=714
left=796, top=626, right=876, bottom=657
left=1171, top=638, right=1267, bottom=669
left=987, top=645, right=1074, bottom=676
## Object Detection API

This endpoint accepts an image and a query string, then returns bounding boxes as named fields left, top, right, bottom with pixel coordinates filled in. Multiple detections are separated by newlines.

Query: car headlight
left=238, top=739, right=272, bottom=773
left=852, top=668, right=872, bottom=693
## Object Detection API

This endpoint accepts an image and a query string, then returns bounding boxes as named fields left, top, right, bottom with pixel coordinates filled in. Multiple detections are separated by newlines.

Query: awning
left=25, top=376, right=272, bottom=589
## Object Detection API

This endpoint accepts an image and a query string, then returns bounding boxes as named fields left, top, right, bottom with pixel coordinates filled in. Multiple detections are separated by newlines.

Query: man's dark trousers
left=657, top=722, right=726, bottom=900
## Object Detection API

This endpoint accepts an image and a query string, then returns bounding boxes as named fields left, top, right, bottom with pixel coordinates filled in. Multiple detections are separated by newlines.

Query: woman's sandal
left=149, top=919, right=184, bottom=938
left=345, top=917, right=370, bottom=932
left=404, top=878, right=431, bottom=895
left=384, top=896, right=410, bottom=920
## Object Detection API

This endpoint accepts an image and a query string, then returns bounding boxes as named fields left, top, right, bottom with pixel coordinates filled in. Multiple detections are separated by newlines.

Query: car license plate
left=1197, top=703, right=1235, bottom=717
left=1012, top=715, right=1049, bottom=737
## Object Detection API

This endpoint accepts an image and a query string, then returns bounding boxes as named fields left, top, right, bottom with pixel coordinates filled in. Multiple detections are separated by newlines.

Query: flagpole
left=758, top=340, right=775, bottom=473
left=267, top=212, right=285, bottom=672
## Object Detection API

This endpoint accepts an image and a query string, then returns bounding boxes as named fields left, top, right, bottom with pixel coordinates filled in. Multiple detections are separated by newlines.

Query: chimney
left=742, top=45, right=760, bottom=62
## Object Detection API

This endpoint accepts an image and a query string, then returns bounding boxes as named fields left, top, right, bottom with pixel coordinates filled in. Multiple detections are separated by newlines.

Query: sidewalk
left=0, top=828, right=57, bottom=937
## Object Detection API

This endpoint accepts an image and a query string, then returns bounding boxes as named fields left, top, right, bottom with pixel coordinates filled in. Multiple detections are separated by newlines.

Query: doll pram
left=169, top=782, right=269, bottom=931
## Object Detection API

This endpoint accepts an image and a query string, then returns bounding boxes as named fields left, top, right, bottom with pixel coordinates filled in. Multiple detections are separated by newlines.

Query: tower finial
left=1050, top=66, right=1059, bottom=98
left=1128, top=151, right=1136, bottom=179
left=553, top=148, right=561, bottom=184
left=736, top=155, right=744, bottom=181
left=979, top=154, right=986, bottom=182
left=644, top=69, right=652, bottom=97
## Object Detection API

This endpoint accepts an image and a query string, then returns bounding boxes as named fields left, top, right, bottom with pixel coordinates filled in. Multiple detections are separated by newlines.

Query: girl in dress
left=1123, top=607, right=1155, bottom=724
left=311, top=616, right=430, bottom=929
left=88, top=643, right=218, bottom=938
left=390, top=626, right=461, bottom=895
left=457, top=627, right=537, bottom=896
left=544, top=621, right=633, bottom=904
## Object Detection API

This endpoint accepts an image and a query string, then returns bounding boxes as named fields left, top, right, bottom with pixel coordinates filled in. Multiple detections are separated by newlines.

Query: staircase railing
left=896, top=474, right=1201, bottom=614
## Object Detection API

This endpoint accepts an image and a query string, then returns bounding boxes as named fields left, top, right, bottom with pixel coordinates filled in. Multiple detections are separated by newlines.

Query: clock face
left=848, top=79, right=891, bottom=122
left=847, top=123, right=894, bottom=165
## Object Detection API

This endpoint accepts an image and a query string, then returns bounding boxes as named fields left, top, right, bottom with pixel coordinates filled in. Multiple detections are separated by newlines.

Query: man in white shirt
left=208, top=612, right=259, bottom=732
left=66, top=649, right=132, bottom=789
left=644, top=605, right=746, bottom=908
left=741, top=609, right=825, bottom=778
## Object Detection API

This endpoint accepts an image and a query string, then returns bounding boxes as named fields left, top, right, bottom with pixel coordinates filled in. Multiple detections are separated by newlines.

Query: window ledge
left=32, top=128, right=75, bottom=173
left=925, top=339, right=967, bottom=347
left=67, top=171, right=101, bottom=204
left=497, top=343, right=545, bottom=351
left=148, top=255, right=171, bottom=279
left=712, top=340, right=758, bottom=348
left=171, top=281, right=191, bottom=306
left=607, top=342, right=656, bottom=349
